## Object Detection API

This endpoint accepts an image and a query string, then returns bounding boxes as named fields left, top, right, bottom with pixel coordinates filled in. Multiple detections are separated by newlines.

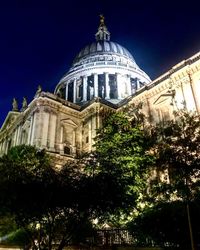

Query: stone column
left=136, top=78, right=140, bottom=90
left=126, top=75, right=132, bottom=96
left=65, top=82, right=69, bottom=100
left=3, top=140, right=8, bottom=154
left=27, top=116, right=33, bottom=145
left=79, top=123, right=83, bottom=152
left=54, top=113, right=61, bottom=152
left=34, top=111, right=43, bottom=147
left=30, top=113, right=36, bottom=145
left=73, top=78, right=77, bottom=103
left=0, top=142, right=3, bottom=155
left=41, top=112, right=50, bottom=147
left=187, top=72, right=200, bottom=113
left=60, top=126, right=63, bottom=144
left=83, top=76, right=87, bottom=101
left=59, top=125, right=64, bottom=154
left=105, top=73, right=110, bottom=99
left=48, top=114, right=57, bottom=150
left=14, top=126, right=19, bottom=146
left=16, top=125, right=22, bottom=145
left=116, top=73, right=121, bottom=99
left=2, top=140, right=5, bottom=154
left=88, top=119, right=92, bottom=151
left=72, top=130, right=76, bottom=155
left=91, top=113, right=97, bottom=146
left=13, top=128, right=18, bottom=146
left=94, top=73, right=98, bottom=97
left=4, top=139, right=8, bottom=154
left=2, top=140, right=6, bottom=154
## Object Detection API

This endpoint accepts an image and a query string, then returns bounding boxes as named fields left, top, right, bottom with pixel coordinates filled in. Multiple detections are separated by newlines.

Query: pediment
left=153, top=92, right=174, bottom=105
left=0, top=111, right=20, bottom=131
left=61, top=118, right=78, bottom=127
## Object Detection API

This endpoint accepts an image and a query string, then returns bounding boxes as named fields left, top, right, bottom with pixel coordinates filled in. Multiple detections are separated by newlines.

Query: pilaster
left=41, top=112, right=50, bottom=147
left=27, top=116, right=33, bottom=145
left=48, top=113, right=57, bottom=150
left=30, top=113, right=36, bottom=145
left=13, top=128, right=18, bottom=146
left=16, top=126, right=22, bottom=145
left=34, top=111, right=43, bottom=147
left=88, top=119, right=92, bottom=151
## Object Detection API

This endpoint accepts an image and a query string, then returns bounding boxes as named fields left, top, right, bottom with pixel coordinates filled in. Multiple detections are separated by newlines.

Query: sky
left=0, top=0, right=200, bottom=126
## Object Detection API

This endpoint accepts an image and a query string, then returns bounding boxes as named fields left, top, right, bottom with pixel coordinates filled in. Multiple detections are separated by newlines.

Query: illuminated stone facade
left=1, top=17, right=200, bottom=166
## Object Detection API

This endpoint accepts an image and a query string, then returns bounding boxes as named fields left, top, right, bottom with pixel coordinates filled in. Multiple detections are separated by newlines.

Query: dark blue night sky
left=1, top=0, right=200, bottom=126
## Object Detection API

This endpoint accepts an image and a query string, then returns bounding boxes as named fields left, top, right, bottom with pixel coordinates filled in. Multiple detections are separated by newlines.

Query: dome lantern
left=95, top=15, right=110, bottom=41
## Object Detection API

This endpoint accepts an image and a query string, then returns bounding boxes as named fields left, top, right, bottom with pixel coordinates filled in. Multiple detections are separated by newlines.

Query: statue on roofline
left=21, top=97, right=28, bottom=111
left=12, top=98, right=19, bottom=112
left=35, top=84, right=42, bottom=97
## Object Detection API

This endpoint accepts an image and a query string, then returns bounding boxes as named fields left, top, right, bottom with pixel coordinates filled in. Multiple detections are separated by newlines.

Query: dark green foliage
left=149, top=110, right=200, bottom=201
left=0, top=145, right=93, bottom=250
left=128, top=200, right=200, bottom=249
left=0, top=216, right=16, bottom=237
left=83, top=112, right=154, bottom=223
left=2, top=229, right=30, bottom=247
left=0, top=111, right=155, bottom=249
left=137, top=110, right=200, bottom=249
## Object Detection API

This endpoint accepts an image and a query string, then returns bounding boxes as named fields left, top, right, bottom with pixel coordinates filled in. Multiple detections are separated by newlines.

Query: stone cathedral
left=1, top=16, right=200, bottom=167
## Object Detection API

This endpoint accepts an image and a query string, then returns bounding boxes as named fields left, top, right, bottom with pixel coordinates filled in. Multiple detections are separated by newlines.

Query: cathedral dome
left=73, top=40, right=135, bottom=66
left=68, top=38, right=139, bottom=75
left=55, top=16, right=151, bottom=104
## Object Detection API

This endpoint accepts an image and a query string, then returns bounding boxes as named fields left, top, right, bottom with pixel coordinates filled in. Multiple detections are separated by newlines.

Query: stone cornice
left=148, top=51, right=200, bottom=90
left=122, top=51, right=200, bottom=105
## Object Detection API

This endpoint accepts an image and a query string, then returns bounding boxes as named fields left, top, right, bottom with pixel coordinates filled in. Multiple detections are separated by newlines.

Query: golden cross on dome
left=99, top=14, right=105, bottom=26
left=95, top=14, right=110, bottom=41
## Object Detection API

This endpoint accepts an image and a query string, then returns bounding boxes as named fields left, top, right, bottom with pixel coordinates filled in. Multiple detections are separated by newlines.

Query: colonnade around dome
left=57, top=72, right=145, bottom=103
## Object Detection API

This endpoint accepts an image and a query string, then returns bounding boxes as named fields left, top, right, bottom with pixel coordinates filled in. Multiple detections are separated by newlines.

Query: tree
left=150, top=110, right=200, bottom=201
left=0, top=111, right=155, bottom=249
left=148, top=110, right=200, bottom=250
left=0, top=145, right=93, bottom=250
left=128, top=200, right=200, bottom=249
left=82, top=111, right=154, bottom=224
